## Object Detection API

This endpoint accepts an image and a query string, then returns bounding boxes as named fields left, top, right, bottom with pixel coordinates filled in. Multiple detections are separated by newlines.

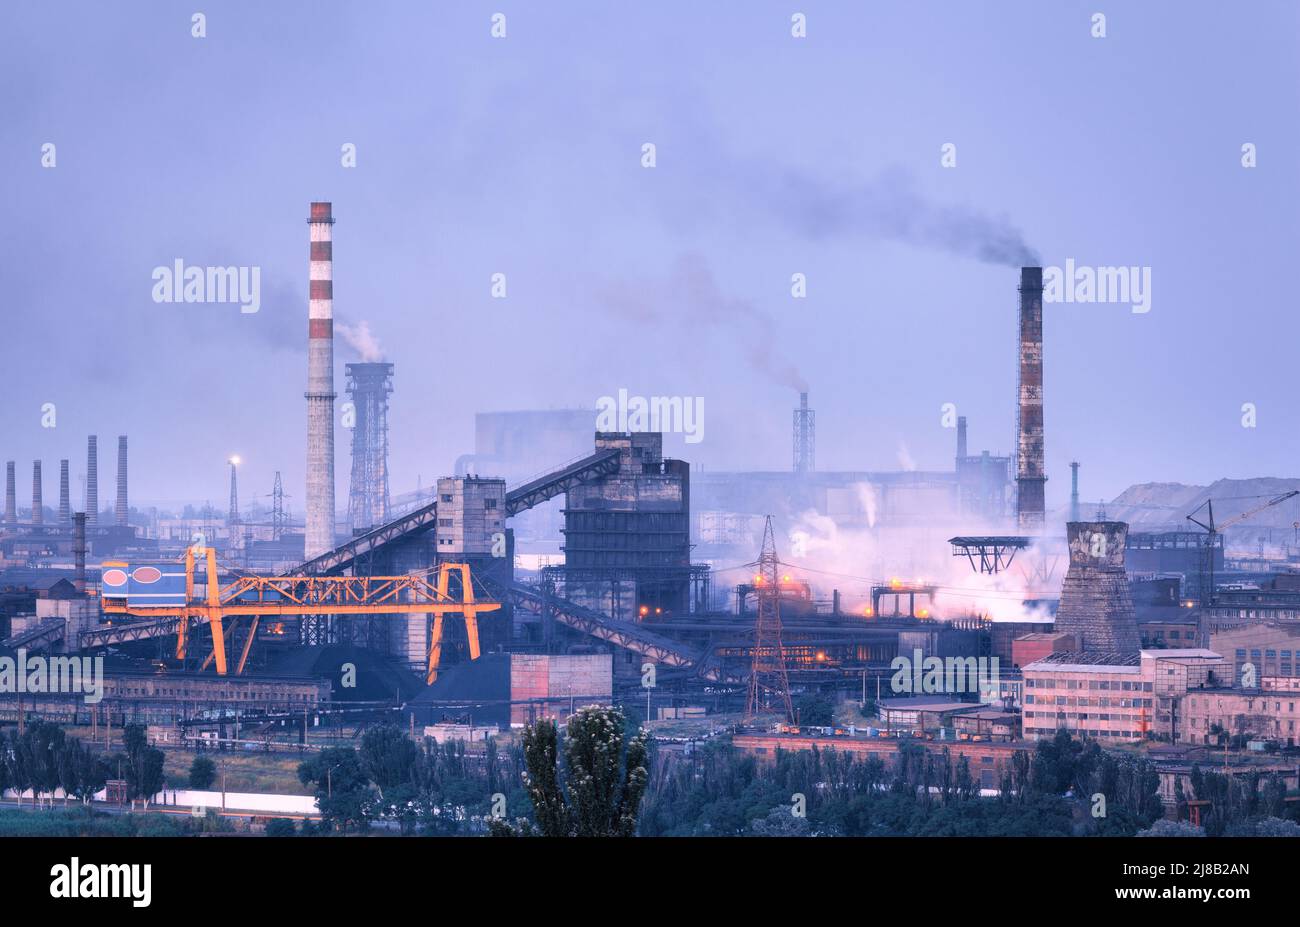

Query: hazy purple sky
left=2, top=1, right=1297, bottom=513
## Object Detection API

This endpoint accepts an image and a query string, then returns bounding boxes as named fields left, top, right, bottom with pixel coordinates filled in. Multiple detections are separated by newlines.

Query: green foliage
left=506, top=705, right=650, bottom=837
left=794, top=694, right=835, bottom=727
left=1137, top=819, right=1206, bottom=837
left=264, top=818, right=297, bottom=837
left=750, top=805, right=812, bottom=836
left=188, top=755, right=217, bottom=790
left=298, top=747, right=373, bottom=832
left=120, top=723, right=166, bottom=803
left=359, top=724, right=420, bottom=792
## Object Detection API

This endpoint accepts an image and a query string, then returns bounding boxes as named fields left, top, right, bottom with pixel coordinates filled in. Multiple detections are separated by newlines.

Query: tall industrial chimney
left=956, top=415, right=968, bottom=461
left=115, top=435, right=128, bottom=527
left=305, top=201, right=337, bottom=558
left=1069, top=461, right=1080, bottom=523
left=1015, top=267, right=1046, bottom=531
left=31, top=460, right=42, bottom=525
left=86, top=435, right=98, bottom=527
left=73, top=512, right=87, bottom=593
left=59, top=459, right=70, bottom=523
left=792, top=391, right=815, bottom=473
left=3, top=461, right=14, bottom=525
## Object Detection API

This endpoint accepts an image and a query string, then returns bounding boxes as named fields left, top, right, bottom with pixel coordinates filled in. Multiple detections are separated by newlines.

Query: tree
left=751, top=805, right=811, bottom=836
left=500, top=705, right=649, bottom=837
left=358, top=724, right=419, bottom=795
left=58, top=737, right=108, bottom=805
left=264, top=818, right=297, bottom=837
left=298, top=747, right=373, bottom=832
left=189, top=755, right=217, bottom=790
left=1137, top=819, right=1205, bottom=837
left=120, top=723, right=165, bottom=807
left=794, top=694, right=835, bottom=727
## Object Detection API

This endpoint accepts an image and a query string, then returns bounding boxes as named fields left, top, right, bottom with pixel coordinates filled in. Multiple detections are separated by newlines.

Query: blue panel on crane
left=126, top=563, right=188, bottom=607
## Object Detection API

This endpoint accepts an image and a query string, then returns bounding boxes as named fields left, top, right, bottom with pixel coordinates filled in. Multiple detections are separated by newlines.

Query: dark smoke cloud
left=732, top=163, right=1041, bottom=267
left=598, top=254, right=808, bottom=393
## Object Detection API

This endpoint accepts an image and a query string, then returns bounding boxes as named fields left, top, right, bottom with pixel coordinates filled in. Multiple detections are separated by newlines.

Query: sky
left=2, top=0, right=1297, bottom=515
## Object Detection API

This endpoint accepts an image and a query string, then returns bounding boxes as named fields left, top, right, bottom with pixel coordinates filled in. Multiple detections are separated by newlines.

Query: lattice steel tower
left=745, top=516, right=794, bottom=721
left=346, top=362, right=393, bottom=533
left=793, top=391, right=815, bottom=473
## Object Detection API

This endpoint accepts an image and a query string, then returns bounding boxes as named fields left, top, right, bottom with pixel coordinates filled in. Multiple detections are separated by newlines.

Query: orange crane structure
left=100, top=546, right=499, bottom=684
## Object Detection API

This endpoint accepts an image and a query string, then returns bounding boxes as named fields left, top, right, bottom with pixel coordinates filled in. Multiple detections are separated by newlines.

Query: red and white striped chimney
left=305, top=202, right=337, bottom=558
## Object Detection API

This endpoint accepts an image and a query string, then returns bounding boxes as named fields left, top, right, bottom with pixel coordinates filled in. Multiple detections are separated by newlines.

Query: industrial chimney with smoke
left=86, top=435, right=98, bottom=527
left=793, top=391, right=815, bottom=473
left=115, top=436, right=128, bottom=526
left=346, top=361, right=393, bottom=533
left=305, top=202, right=337, bottom=559
left=1015, top=267, right=1046, bottom=530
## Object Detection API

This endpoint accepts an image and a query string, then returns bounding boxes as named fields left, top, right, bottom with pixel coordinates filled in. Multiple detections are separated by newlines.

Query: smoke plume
left=744, top=164, right=1040, bottom=267
left=336, top=319, right=384, bottom=362
left=599, top=253, right=807, bottom=392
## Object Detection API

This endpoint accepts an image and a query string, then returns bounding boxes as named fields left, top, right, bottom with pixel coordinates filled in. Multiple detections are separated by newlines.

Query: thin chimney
left=115, top=435, right=128, bottom=527
left=86, top=435, right=99, bottom=527
left=1015, top=267, right=1046, bottom=530
left=73, top=512, right=87, bottom=593
left=31, top=460, right=42, bottom=525
left=59, top=459, right=70, bottom=522
left=3, top=461, right=14, bottom=525
left=305, top=201, right=337, bottom=558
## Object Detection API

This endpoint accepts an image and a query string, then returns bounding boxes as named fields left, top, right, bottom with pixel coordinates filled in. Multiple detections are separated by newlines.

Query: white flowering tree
left=498, top=705, right=649, bottom=837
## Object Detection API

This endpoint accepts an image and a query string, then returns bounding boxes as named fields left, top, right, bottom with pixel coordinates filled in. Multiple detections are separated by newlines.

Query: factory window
left=485, top=499, right=497, bottom=510
left=439, top=519, right=453, bottom=528
left=441, top=494, right=453, bottom=503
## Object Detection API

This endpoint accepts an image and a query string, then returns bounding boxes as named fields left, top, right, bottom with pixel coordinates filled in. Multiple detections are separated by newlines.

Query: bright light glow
left=229, top=455, right=241, bottom=466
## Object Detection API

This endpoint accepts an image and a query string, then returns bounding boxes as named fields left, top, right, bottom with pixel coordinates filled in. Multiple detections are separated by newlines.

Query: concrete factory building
left=551, top=432, right=698, bottom=621
left=1022, top=649, right=1231, bottom=742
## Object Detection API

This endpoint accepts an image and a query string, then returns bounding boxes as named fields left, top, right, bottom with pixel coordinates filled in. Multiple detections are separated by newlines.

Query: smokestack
left=1069, top=461, right=1080, bottom=523
left=956, top=415, right=968, bottom=461
left=59, top=459, right=70, bottom=523
left=4, top=462, right=14, bottom=525
left=31, top=461, right=42, bottom=525
left=115, top=435, right=128, bottom=527
left=73, top=512, right=87, bottom=593
left=86, top=435, right=98, bottom=527
left=305, top=201, right=337, bottom=558
left=1015, top=267, right=1046, bottom=531
left=793, top=390, right=815, bottom=473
